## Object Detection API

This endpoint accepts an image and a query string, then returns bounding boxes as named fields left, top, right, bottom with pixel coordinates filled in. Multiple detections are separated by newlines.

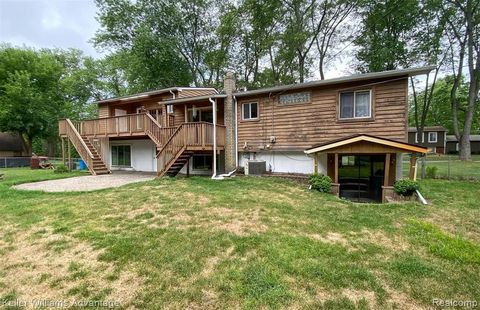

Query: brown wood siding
left=177, top=89, right=216, bottom=98
left=98, top=104, right=110, bottom=118
left=237, top=78, right=408, bottom=151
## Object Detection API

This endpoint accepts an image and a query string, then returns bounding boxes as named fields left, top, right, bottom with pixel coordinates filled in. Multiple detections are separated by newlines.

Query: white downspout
left=169, top=89, right=175, bottom=99
left=234, top=95, right=238, bottom=167
left=209, top=97, right=218, bottom=179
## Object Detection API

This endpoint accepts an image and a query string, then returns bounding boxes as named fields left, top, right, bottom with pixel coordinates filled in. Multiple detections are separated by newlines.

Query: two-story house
left=59, top=67, right=432, bottom=202
left=407, top=126, right=447, bottom=154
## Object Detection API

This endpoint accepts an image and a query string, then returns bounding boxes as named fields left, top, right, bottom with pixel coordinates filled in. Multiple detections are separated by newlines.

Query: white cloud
left=0, top=0, right=102, bottom=57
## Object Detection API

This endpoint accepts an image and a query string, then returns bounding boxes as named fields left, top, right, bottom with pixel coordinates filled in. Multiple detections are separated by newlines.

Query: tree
left=408, top=76, right=480, bottom=134
left=355, top=0, right=420, bottom=72
left=443, top=0, right=480, bottom=161
left=0, top=46, right=64, bottom=154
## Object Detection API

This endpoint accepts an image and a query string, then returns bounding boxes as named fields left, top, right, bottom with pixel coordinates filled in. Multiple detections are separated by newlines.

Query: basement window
left=192, top=155, right=212, bottom=170
left=242, top=102, right=258, bottom=120
left=339, top=90, right=371, bottom=119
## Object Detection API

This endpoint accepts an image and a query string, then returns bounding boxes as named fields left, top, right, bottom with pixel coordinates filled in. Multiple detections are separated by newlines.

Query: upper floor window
left=428, top=132, right=438, bottom=143
left=415, top=132, right=424, bottom=143
left=242, top=102, right=258, bottom=120
left=167, top=105, right=174, bottom=114
left=279, top=92, right=310, bottom=105
left=339, top=90, right=371, bottom=119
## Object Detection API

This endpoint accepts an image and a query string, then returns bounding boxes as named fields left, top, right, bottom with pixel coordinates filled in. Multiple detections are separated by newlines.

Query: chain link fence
left=403, top=154, right=480, bottom=180
left=0, top=157, right=83, bottom=170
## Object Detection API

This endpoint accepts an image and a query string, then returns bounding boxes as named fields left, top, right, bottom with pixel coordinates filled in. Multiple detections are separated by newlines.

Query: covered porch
left=305, top=135, right=428, bottom=203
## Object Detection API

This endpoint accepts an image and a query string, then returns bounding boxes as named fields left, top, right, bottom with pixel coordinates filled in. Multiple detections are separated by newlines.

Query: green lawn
left=0, top=168, right=479, bottom=309
left=403, top=155, right=480, bottom=180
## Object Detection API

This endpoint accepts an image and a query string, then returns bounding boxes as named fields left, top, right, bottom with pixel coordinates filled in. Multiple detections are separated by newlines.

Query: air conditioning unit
left=245, top=160, right=266, bottom=175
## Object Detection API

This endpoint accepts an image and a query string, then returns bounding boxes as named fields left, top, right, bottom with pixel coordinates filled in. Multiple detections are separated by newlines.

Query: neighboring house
left=59, top=66, right=433, bottom=202
left=407, top=126, right=447, bottom=154
left=446, top=135, right=480, bottom=154
left=0, top=132, right=29, bottom=157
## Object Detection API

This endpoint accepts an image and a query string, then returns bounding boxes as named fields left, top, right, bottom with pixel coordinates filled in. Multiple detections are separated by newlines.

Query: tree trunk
left=21, top=134, right=33, bottom=156
left=459, top=135, right=472, bottom=161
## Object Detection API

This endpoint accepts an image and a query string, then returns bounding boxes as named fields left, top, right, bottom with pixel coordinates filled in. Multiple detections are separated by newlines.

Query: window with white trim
left=339, top=90, right=372, bottom=119
left=167, top=105, right=174, bottom=114
left=242, top=102, right=258, bottom=120
left=428, top=132, right=438, bottom=143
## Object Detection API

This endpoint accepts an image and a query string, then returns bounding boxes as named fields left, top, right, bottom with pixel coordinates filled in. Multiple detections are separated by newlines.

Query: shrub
left=54, top=164, right=68, bottom=173
left=426, top=166, right=438, bottom=179
left=309, top=174, right=332, bottom=193
left=394, top=179, right=420, bottom=196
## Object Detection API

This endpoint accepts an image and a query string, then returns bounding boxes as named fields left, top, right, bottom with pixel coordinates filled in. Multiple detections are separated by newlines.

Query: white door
left=136, top=107, right=143, bottom=130
left=115, top=109, right=127, bottom=132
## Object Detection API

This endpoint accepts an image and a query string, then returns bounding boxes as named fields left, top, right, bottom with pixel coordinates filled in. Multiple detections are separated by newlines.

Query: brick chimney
left=223, top=72, right=236, bottom=172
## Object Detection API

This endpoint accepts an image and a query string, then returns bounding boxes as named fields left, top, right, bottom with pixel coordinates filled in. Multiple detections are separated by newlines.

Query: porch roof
left=304, top=134, right=428, bottom=154
left=161, top=93, right=227, bottom=105
left=94, top=87, right=218, bottom=105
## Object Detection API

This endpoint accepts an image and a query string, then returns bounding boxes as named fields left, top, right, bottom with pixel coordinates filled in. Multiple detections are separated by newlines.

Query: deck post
left=186, top=157, right=190, bottom=177
left=184, top=105, right=188, bottom=123
left=67, top=139, right=71, bottom=172
left=334, top=153, right=339, bottom=183
left=313, top=153, right=318, bottom=174
left=61, top=138, right=65, bottom=166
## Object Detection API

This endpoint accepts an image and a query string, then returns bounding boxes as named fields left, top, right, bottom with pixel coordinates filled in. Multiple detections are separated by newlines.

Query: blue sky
left=0, top=0, right=102, bottom=57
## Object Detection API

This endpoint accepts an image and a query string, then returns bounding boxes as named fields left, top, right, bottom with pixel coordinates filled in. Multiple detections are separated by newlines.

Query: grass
left=0, top=168, right=479, bottom=308
left=403, top=154, right=480, bottom=180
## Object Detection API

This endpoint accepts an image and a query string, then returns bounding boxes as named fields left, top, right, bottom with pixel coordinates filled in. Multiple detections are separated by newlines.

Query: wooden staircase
left=163, top=150, right=194, bottom=177
left=62, top=119, right=110, bottom=175
left=81, top=136, right=110, bottom=175
left=156, top=122, right=225, bottom=177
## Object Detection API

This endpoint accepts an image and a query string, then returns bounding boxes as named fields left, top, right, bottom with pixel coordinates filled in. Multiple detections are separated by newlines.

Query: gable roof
left=304, top=134, right=428, bottom=154
left=95, top=87, right=218, bottom=105
left=0, top=132, right=25, bottom=152
left=408, top=126, right=447, bottom=132
left=234, top=66, right=436, bottom=98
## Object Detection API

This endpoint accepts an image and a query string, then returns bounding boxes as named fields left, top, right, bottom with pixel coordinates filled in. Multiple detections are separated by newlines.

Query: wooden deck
left=59, top=114, right=225, bottom=149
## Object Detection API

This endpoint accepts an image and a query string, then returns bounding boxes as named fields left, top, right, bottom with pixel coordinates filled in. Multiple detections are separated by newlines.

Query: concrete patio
left=13, top=171, right=156, bottom=192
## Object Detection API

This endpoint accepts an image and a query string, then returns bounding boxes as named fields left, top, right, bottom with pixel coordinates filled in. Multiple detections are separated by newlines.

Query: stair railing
left=64, top=119, right=95, bottom=174
left=157, top=124, right=186, bottom=175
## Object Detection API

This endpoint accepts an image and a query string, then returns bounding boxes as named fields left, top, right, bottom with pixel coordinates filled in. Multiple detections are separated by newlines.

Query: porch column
left=313, top=153, right=318, bottom=174
left=384, top=153, right=391, bottom=187
left=334, top=153, right=339, bottom=183
left=409, top=154, right=418, bottom=181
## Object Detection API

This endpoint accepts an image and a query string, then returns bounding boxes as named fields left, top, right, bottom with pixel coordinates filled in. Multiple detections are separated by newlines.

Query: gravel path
left=13, top=172, right=156, bottom=192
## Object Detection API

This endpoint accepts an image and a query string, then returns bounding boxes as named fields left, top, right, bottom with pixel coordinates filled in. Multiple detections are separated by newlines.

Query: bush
left=309, top=174, right=332, bottom=193
left=394, top=179, right=420, bottom=196
left=426, top=166, right=438, bottom=179
left=54, top=164, right=68, bottom=173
